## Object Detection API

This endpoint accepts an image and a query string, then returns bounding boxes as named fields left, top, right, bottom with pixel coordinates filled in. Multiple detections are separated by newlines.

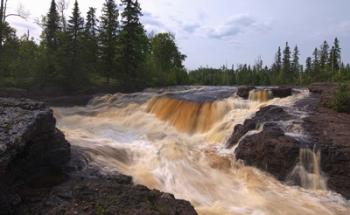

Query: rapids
left=55, top=87, right=350, bottom=215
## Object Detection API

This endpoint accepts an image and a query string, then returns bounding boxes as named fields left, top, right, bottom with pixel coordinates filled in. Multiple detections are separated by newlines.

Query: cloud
left=206, top=14, right=271, bottom=40
left=182, top=23, right=200, bottom=34
left=141, top=11, right=168, bottom=33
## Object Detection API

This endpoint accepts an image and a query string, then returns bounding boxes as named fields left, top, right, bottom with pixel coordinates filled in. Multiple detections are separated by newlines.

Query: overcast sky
left=6, top=0, right=350, bottom=69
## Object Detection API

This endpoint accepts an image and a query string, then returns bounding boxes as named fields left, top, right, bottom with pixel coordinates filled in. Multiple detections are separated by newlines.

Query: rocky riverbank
left=227, top=83, right=350, bottom=199
left=0, top=98, right=197, bottom=215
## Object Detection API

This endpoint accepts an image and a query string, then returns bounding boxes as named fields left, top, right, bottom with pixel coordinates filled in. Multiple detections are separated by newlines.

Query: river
left=55, top=87, right=350, bottom=215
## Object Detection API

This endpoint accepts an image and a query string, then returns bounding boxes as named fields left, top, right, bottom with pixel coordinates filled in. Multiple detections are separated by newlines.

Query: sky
left=6, top=0, right=350, bottom=70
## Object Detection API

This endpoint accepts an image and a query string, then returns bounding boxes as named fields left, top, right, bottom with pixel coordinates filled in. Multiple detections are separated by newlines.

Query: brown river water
left=54, top=87, right=350, bottom=215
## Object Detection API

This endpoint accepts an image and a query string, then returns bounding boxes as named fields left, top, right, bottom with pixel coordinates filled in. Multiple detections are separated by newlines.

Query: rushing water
left=55, top=87, right=350, bottom=215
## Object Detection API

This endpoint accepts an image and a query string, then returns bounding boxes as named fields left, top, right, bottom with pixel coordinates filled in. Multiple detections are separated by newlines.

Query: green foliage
left=147, top=33, right=187, bottom=86
left=99, top=0, right=119, bottom=85
left=0, top=0, right=349, bottom=94
left=329, top=84, right=350, bottom=113
left=116, top=0, right=149, bottom=89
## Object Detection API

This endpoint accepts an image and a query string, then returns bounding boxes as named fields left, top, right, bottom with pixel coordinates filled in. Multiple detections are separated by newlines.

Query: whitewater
left=54, top=87, right=350, bottom=215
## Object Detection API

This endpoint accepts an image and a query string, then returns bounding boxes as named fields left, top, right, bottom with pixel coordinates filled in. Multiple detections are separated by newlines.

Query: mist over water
left=55, top=87, right=350, bottom=215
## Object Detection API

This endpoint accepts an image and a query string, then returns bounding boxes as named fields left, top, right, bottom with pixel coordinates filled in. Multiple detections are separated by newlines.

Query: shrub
left=331, top=84, right=350, bottom=113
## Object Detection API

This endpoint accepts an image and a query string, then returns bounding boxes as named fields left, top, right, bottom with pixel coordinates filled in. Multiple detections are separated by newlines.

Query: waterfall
left=248, top=89, right=272, bottom=102
left=146, top=96, right=232, bottom=133
left=288, top=147, right=327, bottom=190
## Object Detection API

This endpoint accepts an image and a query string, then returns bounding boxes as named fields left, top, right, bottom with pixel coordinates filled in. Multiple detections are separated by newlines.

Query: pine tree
left=45, top=0, right=60, bottom=50
left=85, top=7, right=98, bottom=37
left=331, top=38, right=341, bottom=72
left=312, top=48, right=320, bottom=81
left=291, top=46, right=300, bottom=82
left=117, top=0, right=149, bottom=89
left=67, top=0, right=84, bottom=43
left=65, top=0, right=85, bottom=88
left=281, top=42, right=291, bottom=83
left=83, top=7, right=99, bottom=75
left=319, top=41, right=329, bottom=70
left=99, top=0, right=119, bottom=85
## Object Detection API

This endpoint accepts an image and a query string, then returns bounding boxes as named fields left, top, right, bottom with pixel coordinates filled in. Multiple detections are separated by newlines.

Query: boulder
left=235, top=123, right=301, bottom=180
left=271, top=87, right=292, bottom=98
left=0, top=98, right=71, bottom=179
left=0, top=98, right=197, bottom=214
left=226, top=105, right=292, bottom=147
left=237, top=86, right=255, bottom=99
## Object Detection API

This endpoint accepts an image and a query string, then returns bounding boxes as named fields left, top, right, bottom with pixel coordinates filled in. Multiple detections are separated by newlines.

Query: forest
left=0, top=0, right=349, bottom=94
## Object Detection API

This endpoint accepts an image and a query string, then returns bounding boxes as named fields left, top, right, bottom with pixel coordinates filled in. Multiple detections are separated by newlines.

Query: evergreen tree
left=312, top=48, right=320, bottom=75
left=271, top=46, right=282, bottom=84
left=85, top=7, right=98, bottom=37
left=67, top=0, right=84, bottom=43
left=319, top=41, right=329, bottom=70
left=99, top=0, right=119, bottom=85
left=65, top=0, right=85, bottom=88
left=331, top=38, right=341, bottom=72
left=291, top=45, right=300, bottom=82
left=117, top=0, right=149, bottom=88
left=305, top=57, right=312, bottom=74
left=45, top=0, right=60, bottom=50
left=83, top=7, right=99, bottom=76
left=281, top=42, right=291, bottom=83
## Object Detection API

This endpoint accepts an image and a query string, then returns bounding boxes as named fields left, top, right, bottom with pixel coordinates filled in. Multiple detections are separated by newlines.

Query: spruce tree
left=331, top=38, right=341, bottom=72
left=85, top=7, right=98, bottom=37
left=291, top=46, right=300, bottom=82
left=67, top=0, right=84, bottom=43
left=117, top=0, right=149, bottom=89
left=312, top=48, right=320, bottom=81
left=83, top=7, right=99, bottom=75
left=281, top=42, right=291, bottom=83
left=66, top=0, right=85, bottom=88
left=305, top=57, right=312, bottom=74
left=99, top=0, right=119, bottom=85
left=45, top=0, right=60, bottom=50
left=319, top=41, right=329, bottom=70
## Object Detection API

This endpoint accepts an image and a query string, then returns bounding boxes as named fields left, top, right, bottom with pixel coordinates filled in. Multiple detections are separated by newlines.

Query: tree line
left=0, top=0, right=188, bottom=93
left=1, top=0, right=349, bottom=93
left=189, top=39, right=350, bottom=86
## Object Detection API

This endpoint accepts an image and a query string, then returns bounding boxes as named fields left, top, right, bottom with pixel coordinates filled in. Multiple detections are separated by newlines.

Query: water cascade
left=248, top=89, right=272, bottom=102
left=288, top=148, right=327, bottom=190
left=55, top=87, right=350, bottom=215
left=147, top=96, right=232, bottom=133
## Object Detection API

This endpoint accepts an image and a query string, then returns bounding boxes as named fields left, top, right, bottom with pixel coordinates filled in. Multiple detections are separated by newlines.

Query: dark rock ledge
left=0, top=97, right=197, bottom=215
left=227, top=84, right=350, bottom=199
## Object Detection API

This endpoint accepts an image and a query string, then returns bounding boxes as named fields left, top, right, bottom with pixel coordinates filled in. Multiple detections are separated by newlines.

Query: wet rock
left=302, top=88, right=350, bottom=199
left=235, top=123, right=301, bottom=180
left=237, top=86, right=256, bottom=99
left=271, top=87, right=292, bottom=98
left=226, top=105, right=292, bottom=147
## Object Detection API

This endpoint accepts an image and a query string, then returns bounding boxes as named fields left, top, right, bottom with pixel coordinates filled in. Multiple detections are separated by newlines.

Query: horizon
left=6, top=0, right=350, bottom=70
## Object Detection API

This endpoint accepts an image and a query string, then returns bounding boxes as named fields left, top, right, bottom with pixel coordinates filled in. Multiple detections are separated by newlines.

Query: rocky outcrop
left=235, top=123, right=301, bottom=180
left=237, top=86, right=256, bottom=99
left=229, top=84, right=350, bottom=199
left=304, top=83, right=350, bottom=199
left=0, top=98, right=197, bottom=214
left=271, top=87, right=292, bottom=98
left=0, top=98, right=71, bottom=213
left=236, top=86, right=293, bottom=100
left=226, top=105, right=292, bottom=148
